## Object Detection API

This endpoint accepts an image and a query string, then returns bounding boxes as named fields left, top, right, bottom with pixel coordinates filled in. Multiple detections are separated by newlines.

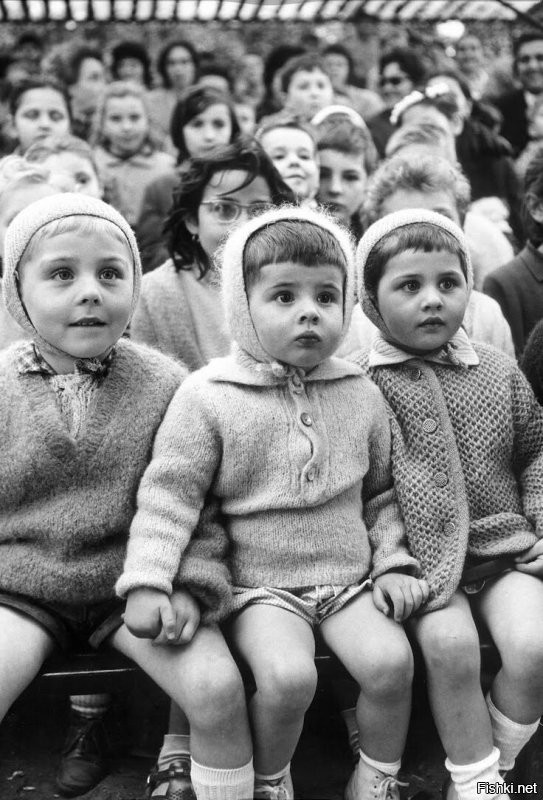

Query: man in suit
left=495, top=33, right=543, bottom=156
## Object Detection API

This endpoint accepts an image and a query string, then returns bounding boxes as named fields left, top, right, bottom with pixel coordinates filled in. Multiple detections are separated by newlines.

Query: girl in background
left=25, top=133, right=102, bottom=198
left=136, top=85, right=240, bottom=272
left=92, top=82, right=174, bottom=227
left=257, top=117, right=319, bottom=207
left=8, top=77, right=71, bottom=154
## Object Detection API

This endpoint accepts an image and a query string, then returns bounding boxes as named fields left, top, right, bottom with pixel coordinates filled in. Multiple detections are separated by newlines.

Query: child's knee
left=501, top=635, right=543, bottom=688
left=182, top=656, right=246, bottom=725
left=362, top=638, right=413, bottom=698
left=423, top=626, right=480, bottom=684
left=254, top=655, right=318, bottom=713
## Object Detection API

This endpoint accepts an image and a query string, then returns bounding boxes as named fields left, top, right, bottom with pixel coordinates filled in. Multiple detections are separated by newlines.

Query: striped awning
left=0, top=0, right=540, bottom=23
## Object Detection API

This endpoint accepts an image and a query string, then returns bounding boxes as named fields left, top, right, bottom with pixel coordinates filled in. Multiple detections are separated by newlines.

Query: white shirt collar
left=368, top=327, right=480, bottom=368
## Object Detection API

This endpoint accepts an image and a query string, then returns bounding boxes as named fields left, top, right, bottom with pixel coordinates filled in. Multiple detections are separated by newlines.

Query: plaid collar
left=16, top=342, right=114, bottom=378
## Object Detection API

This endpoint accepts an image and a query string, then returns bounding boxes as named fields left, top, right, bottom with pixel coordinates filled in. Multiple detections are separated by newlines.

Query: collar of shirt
left=368, top=327, right=480, bottom=368
left=16, top=342, right=114, bottom=378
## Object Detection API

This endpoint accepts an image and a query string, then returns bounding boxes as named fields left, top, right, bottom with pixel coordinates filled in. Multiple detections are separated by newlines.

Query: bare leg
left=230, top=604, right=317, bottom=775
left=320, top=591, right=413, bottom=763
left=0, top=606, right=55, bottom=722
left=473, top=570, right=543, bottom=723
left=109, top=623, right=251, bottom=768
left=410, top=591, right=492, bottom=765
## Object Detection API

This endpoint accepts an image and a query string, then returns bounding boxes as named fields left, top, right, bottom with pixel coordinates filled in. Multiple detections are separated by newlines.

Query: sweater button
left=422, top=418, right=438, bottom=434
left=301, top=412, right=313, bottom=426
left=409, top=367, right=422, bottom=381
left=434, top=472, right=448, bottom=488
left=444, top=522, right=456, bottom=535
left=307, top=468, right=315, bottom=481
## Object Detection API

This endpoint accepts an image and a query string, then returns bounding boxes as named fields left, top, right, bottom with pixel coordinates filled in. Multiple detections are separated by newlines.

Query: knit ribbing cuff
left=115, top=572, right=173, bottom=598
left=371, top=553, right=421, bottom=581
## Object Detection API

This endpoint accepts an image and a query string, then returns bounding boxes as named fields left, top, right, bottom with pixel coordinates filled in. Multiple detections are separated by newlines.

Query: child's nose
left=299, top=302, right=320, bottom=323
left=421, top=287, right=443, bottom=309
left=327, top=175, right=342, bottom=195
left=78, top=278, right=102, bottom=303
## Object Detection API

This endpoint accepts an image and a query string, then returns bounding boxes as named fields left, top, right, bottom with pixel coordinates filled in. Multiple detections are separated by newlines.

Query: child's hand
left=515, top=540, right=543, bottom=576
left=152, top=589, right=201, bottom=646
left=123, top=587, right=177, bottom=641
left=373, top=573, right=430, bottom=622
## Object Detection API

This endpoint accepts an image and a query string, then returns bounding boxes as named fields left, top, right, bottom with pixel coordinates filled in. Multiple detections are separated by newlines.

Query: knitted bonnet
left=3, top=193, right=142, bottom=357
left=355, top=208, right=473, bottom=334
left=220, top=204, right=356, bottom=365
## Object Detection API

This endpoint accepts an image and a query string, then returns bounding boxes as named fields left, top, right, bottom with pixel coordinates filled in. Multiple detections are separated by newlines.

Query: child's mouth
left=71, top=318, right=106, bottom=327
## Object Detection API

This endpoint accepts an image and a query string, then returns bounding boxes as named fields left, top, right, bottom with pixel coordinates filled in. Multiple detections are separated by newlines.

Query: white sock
left=486, top=693, right=540, bottom=772
left=446, top=747, right=506, bottom=800
left=341, top=707, right=360, bottom=757
left=255, top=762, right=290, bottom=783
left=157, top=733, right=191, bottom=769
left=191, top=757, right=254, bottom=800
left=69, top=693, right=110, bottom=718
left=359, top=748, right=401, bottom=777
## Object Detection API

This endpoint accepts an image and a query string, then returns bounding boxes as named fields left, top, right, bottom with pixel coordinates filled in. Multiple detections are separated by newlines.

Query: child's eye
left=318, top=292, right=336, bottom=304
left=53, top=268, right=73, bottom=281
left=276, top=292, right=294, bottom=304
left=100, top=267, right=121, bottom=281
left=440, top=278, right=457, bottom=290
left=22, top=109, right=39, bottom=120
left=50, top=110, right=66, bottom=122
left=402, top=280, right=419, bottom=292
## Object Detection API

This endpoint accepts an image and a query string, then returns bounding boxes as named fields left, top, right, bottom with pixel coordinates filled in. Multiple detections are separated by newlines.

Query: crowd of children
left=2, top=25, right=543, bottom=800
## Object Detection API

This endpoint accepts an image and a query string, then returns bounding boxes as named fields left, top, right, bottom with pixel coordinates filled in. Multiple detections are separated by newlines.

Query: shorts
left=0, top=591, right=125, bottom=651
left=461, top=557, right=515, bottom=595
left=230, top=579, right=372, bottom=627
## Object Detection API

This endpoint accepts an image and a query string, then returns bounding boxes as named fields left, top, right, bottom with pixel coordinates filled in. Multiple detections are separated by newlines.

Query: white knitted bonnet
left=355, top=208, right=473, bottom=333
left=220, top=204, right=356, bottom=364
left=3, top=193, right=142, bottom=356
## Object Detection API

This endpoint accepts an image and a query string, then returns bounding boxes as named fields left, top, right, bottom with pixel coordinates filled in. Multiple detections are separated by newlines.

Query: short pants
left=230, top=579, right=372, bottom=626
left=0, top=591, right=125, bottom=651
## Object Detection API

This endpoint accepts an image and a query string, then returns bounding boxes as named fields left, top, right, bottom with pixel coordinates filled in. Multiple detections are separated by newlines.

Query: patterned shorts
left=230, top=579, right=372, bottom=627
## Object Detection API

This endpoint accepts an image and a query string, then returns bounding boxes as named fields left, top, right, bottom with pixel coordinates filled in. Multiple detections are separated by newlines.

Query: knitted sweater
left=354, top=342, right=543, bottom=611
left=130, top=260, right=230, bottom=371
left=116, top=349, right=417, bottom=597
left=0, top=339, right=231, bottom=620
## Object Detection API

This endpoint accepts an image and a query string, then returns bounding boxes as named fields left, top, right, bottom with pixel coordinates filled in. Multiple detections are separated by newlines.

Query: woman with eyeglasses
left=131, top=138, right=294, bottom=372
left=130, top=138, right=293, bottom=800
left=366, top=47, right=426, bottom=158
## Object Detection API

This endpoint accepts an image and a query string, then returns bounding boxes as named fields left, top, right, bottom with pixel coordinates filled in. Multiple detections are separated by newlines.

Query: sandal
left=146, top=757, right=196, bottom=800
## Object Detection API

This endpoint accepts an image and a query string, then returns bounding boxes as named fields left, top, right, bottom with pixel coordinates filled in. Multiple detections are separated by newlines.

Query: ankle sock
left=157, top=733, right=191, bottom=770
left=254, top=762, right=290, bottom=783
left=446, top=747, right=504, bottom=800
left=69, top=693, right=110, bottom=719
left=191, top=757, right=254, bottom=800
left=359, top=748, right=401, bottom=778
left=486, top=693, right=540, bottom=772
left=341, top=708, right=360, bottom=757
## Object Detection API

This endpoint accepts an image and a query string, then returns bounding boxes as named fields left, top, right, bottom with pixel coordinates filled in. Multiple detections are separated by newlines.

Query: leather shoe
left=56, top=713, right=109, bottom=797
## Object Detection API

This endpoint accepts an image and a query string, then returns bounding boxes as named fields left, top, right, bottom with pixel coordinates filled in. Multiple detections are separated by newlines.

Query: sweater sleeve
left=511, top=365, right=543, bottom=536
left=116, top=376, right=222, bottom=597
left=362, top=390, right=421, bottom=579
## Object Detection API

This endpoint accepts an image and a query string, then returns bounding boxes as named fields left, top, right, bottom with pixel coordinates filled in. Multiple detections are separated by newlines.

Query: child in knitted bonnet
left=118, top=204, right=429, bottom=800
left=355, top=208, right=543, bottom=800
left=0, top=192, right=253, bottom=800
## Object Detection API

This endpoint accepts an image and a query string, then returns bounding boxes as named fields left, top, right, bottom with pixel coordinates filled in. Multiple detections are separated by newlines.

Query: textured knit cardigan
left=0, top=339, right=232, bottom=621
left=355, top=209, right=543, bottom=611
left=117, top=206, right=418, bottom=598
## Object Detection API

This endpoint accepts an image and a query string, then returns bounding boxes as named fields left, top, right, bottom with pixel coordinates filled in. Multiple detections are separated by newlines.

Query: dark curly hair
left=165, top=137, right=295, bottom=279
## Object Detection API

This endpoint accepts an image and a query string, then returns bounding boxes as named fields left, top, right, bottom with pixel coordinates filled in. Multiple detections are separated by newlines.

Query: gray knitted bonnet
left=3, top=193, right=142, bottom=358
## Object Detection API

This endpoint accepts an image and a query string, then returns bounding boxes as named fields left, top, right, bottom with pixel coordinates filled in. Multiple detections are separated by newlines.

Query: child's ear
left=184, top=214, right=198, bottom=235
left=526, top=193, right=543, bottom=224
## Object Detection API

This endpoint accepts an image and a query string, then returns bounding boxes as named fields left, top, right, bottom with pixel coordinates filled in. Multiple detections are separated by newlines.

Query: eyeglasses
left=380, top=75, right=408, bottom=88
left=200, top=200, right=274, bottom=223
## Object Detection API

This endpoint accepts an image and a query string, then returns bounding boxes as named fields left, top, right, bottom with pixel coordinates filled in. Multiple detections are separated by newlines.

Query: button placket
left=287, top=377, right=320, bottom=493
